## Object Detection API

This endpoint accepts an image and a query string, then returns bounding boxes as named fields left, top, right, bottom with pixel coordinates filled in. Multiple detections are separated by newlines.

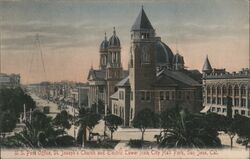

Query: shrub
left=128, top=139, right=143, bottom=148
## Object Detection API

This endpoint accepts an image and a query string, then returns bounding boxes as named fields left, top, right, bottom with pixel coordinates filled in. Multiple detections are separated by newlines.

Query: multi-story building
left=88, top=7, right=203, bottom=126
left=201, top=56, right=250, bottom=117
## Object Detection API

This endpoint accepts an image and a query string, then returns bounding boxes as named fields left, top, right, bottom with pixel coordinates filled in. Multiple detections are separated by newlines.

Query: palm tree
left=2, top=111, right=75, bottom=148
left=159, top=110, right=221, bottom=148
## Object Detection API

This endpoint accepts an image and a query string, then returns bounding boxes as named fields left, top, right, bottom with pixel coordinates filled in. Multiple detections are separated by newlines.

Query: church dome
left=100, top=33, right=109, bottom=51
left=172, top=53, right=184, bottom=64
left=155, top=41, right=174, bottom=65
left=108, top=27, right=120, bottom=48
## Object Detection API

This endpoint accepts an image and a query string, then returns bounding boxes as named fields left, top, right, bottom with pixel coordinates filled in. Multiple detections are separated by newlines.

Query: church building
left=88, top=7, right=203, bottom=126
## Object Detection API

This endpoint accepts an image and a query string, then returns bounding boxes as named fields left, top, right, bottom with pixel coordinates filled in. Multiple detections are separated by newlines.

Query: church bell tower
left=129, top=6, right=157, bottom=123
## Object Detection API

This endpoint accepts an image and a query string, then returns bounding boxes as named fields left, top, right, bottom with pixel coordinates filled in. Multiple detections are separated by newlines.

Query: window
left=119, top=91, right=124, bottom=100
left=235, top=98, right=239, bottom=106
left=130, top=108, right=133, bottom=119
left=241, top=98, right=246, bottom=107
left=141, top=91, right=150, bottom=101
left=222, top=108, right=226, bottom=113
left=223, top=97, right=227, bottom=105
left=141, top=92, right=145, bottom=100
left=217, top=108, right=221, bottom=112
left=241, top=110, right=245, bottom=115
left=241, top=86, right=246, bottom=97
left=141, top=46, right=150, bottom=63
left=212, top=97, right=216, bottom=104
left=212, top=107, right=215, bottom=112
left=217, top=98, right=221, bottom=105
left=160, top=91, right=164, bottom=100
left=234, top=85, right=239, bottom=96
left=235, top=109, right=239, bottom=115
left=146, top=92, right=151, bottom=101
left=207, top=86, right=211, bottom=95
left=248, top=88, right=250, bottom=98
left=212, top=86, right=216, bottom=95
left=165, top=92, right=170, bottom=100
left=120, top=107, right=122, bottom=116
left=130, top=91, right=133, bottom=100
left=207, top=97, right=211, bottom=104
left=228, top=86, right=233, bottom=96
left=222, top=86, right=227, bottom=95
left=113, top=104, right=116, bottom=114
left=217, top=87, right=221, bottom=95
left=99, top=86, right=104, bottom=93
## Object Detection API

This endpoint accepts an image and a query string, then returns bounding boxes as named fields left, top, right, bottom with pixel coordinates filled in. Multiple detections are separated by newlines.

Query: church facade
left=88, top=7, right=203, bottom=126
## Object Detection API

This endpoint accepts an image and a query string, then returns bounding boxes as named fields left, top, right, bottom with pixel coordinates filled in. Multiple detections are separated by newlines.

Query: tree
left=0, top=110, right=17, bottom=133
left=0, top=87, right=36, bottom=133
left=75, top=108, right=101, bottom=145
left=53, top=110, right=73, bottom=130
left=159, top=110, right=221, bottom=148
left=2, top=110, right=75, bottom=148
left=205, top=112, right=237, bottom=149
left=234, top=114, right=250, bottom=148
left=132, top=108, right=159, bottom=141
left=104, top=114, right=123, bottom=140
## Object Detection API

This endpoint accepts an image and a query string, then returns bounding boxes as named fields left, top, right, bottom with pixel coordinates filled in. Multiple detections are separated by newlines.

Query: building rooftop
left=131, top=6, right=154, bottom=31
left=205, top=68, right=250, bottom=79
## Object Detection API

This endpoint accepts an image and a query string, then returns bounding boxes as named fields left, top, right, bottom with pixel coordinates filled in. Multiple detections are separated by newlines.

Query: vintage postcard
left=0, top=0, right=249, bottom=159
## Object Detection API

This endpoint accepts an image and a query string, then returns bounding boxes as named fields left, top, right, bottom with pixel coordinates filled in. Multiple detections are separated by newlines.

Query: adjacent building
left=201, top=56, right=250, bottom=117
left=88, top=7, right=203, bottom=126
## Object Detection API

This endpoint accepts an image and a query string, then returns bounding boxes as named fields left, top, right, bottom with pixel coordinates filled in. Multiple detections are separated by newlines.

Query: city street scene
left=0, top=0, right=249, bottom=159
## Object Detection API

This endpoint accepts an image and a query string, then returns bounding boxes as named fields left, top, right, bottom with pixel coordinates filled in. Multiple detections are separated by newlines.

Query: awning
left=200, top=105, right=211, bottom=113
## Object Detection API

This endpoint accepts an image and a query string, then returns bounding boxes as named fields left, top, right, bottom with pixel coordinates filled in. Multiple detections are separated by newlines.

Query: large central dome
left=155, top=41, right=174, bottom=66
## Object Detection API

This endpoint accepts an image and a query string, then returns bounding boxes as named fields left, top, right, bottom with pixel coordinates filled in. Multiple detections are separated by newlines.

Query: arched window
left=234, top=85, right=239, bottom=96
left=217, top=86, right=221, bottom=95
left=241, top=85, right=246, bottom=97
left=207, top=86, right=211, bottom=95
left=222, top=85, right=227, bottom=96
left=212, top=86, right=216, bottom=95
left=228, top=85, right=233, bottom=96
left=248, top=87, right=250, bottom=98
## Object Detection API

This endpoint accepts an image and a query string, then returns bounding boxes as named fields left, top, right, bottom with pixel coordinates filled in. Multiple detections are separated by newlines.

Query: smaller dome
left=172, top=53, right=184, bottom=64
left=108, top=27, right=120, bottom=48
left=100, top=32, right=109, bottom=51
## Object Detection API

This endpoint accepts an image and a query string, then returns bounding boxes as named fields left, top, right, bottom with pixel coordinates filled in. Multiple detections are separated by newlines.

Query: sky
left=0, top=0, right=249, bottom=84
